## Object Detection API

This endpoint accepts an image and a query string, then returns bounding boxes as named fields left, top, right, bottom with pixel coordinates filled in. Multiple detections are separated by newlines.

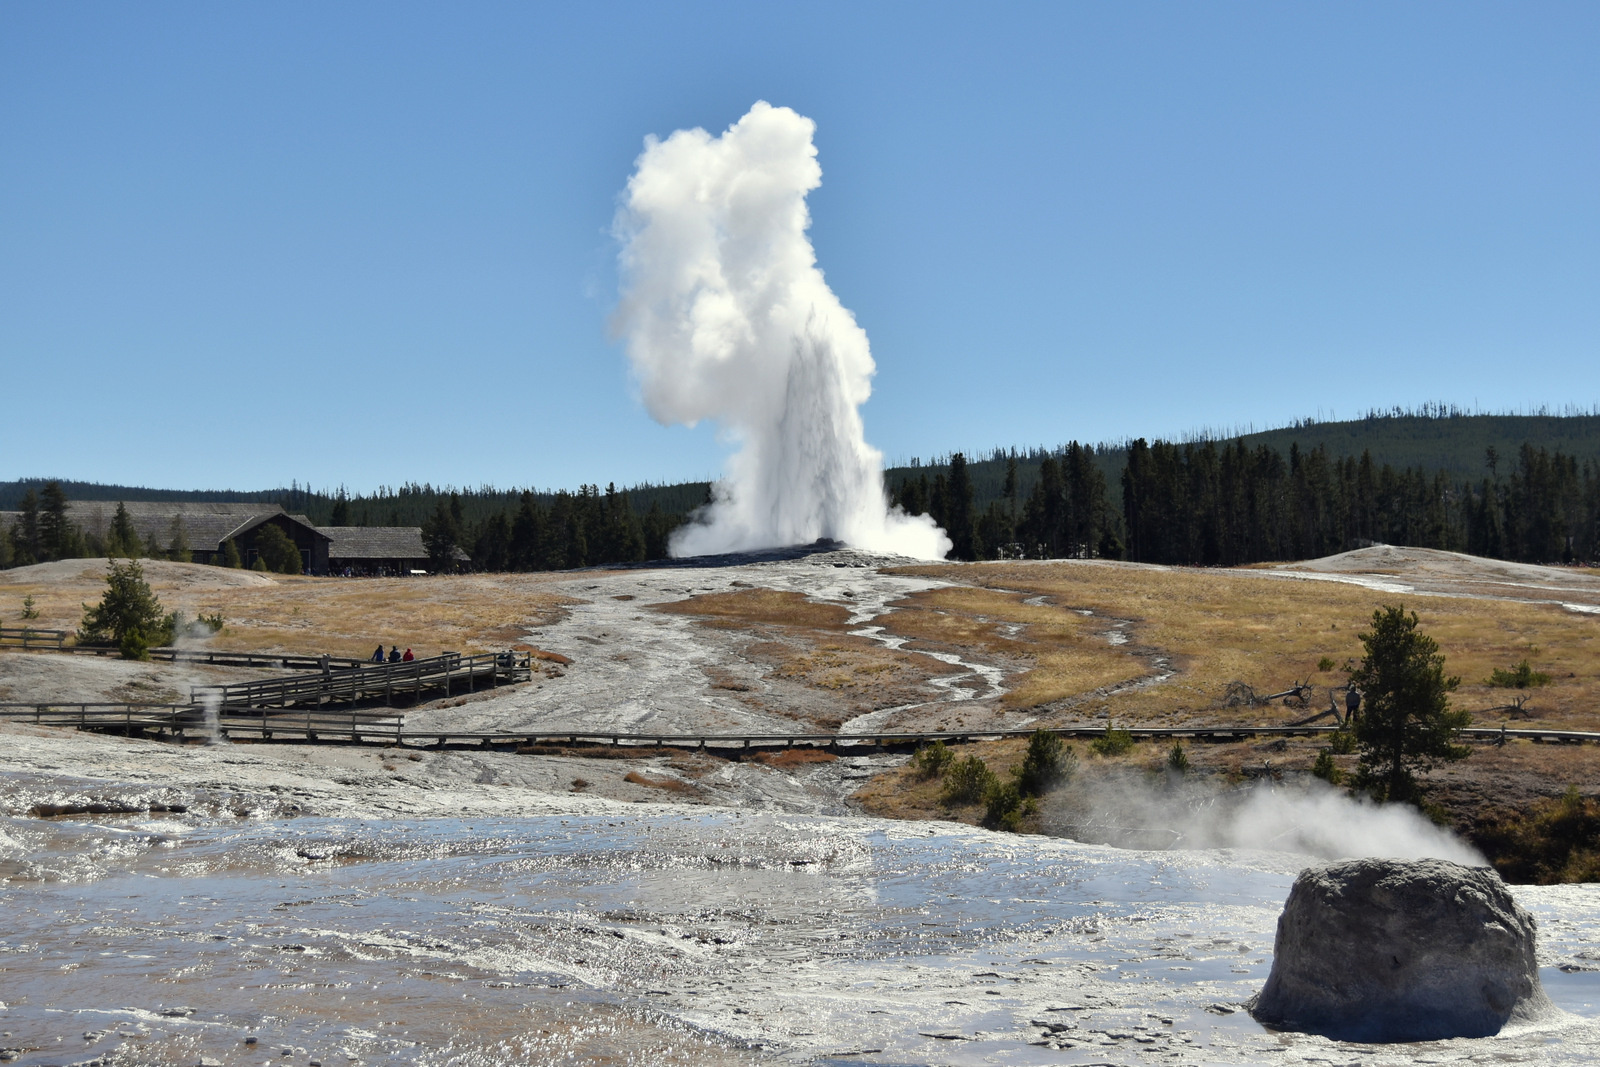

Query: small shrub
left=1328, top=727, right=1357, bottom=755
left=20, top=595, right=39, bottom=620
left=1488, top=660, right=1551, bottom=689
left=941, top=755, right=997, bottom=805
left=1166, top=739, right=1190, bottom=773
left=1015, top=730, right=1073, bottom=796
left=1311, top=749, right=1344, bottom=785
left=912, top=740, right=956, bottom=779
left=1475, top=786, right=1600, bottom=884
left=118, top=627, right=150, bottom=661
left=1317, top=656, right=1336, bottom=673
left=1091, top=724, right=1135, bottom=757
left=983, top=779, right=1025, bottom=832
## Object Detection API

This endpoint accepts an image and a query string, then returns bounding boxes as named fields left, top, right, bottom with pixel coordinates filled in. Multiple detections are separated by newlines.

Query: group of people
left=371, top=644, right=415, bottom=664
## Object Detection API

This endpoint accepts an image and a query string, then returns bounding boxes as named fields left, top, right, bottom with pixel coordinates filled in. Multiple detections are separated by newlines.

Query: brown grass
left=880, top=586, right=1142, bottom=707
left=622, top=770, right=702, bottom=796
left=0, top=565, right=576, bottom=659
left=889, top=561, right=1600, bottom=731
left=654, top=588, right=852, bottom=631
left=767, top=636, right=957, bottom=695
left=749, top=747, right=837, bottom=767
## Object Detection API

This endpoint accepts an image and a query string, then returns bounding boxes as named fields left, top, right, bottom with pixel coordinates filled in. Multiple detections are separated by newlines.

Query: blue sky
left=3, top=2, right=1596, bottom=494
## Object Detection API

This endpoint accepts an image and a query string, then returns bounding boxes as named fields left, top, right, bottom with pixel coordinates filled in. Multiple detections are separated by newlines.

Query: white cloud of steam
left=1054, top=777, right=1484, bottom=866
left=612, top=102, right=950, bottom=561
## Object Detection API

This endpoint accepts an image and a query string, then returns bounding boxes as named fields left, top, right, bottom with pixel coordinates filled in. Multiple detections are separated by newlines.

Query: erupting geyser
left=612, top=101, right=951, bottom=560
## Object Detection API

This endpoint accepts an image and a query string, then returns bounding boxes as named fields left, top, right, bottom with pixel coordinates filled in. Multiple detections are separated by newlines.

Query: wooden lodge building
left=317, top=525, right=468, bottom=575
left=65, top=501, right=330, bottom=572
left=3, top=501, right=466, bottom=576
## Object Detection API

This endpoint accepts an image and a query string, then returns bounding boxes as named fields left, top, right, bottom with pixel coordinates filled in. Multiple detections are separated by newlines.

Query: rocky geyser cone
left=1248, top=857, right=1556, bottom=1042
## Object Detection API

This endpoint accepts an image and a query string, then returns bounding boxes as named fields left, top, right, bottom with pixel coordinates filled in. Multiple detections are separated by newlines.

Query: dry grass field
left=656, top=587, right=962, bottom=723
left=655, top=587, right=852, bottom=631
left=887, top=561, right=1600, bottom=732
left=0, top=559, right=576, bottom=658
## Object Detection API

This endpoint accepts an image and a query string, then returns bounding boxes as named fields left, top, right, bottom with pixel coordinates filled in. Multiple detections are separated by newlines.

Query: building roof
left=57, top=501, right=328, bottom=553
left=318, top=526, right=470, bottom=562
left=319, top=526, right=427, bottom=559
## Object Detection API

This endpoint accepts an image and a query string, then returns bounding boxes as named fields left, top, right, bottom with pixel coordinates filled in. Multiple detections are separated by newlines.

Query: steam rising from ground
left=1053, top=776, right=1484, bottom=865
left=613, top=102, right=950, bottom=560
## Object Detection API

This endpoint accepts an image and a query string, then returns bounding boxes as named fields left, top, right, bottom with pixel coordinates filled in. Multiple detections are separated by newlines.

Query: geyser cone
left=612, top=101, right=950, bottom=560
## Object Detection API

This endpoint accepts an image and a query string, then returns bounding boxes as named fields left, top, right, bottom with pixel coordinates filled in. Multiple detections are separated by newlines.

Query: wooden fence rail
left=0, top=627, right=70, bottom=650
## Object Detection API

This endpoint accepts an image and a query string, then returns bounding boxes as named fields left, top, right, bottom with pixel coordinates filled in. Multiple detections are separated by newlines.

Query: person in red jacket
left=401, top=648, right=414, bottom=662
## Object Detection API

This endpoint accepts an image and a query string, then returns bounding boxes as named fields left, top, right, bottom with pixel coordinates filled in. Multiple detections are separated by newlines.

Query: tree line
left=890, top=445, right=1120, bottom=561
left=7, top=437, right=1598, bottom=572
left=1119, top=438, right=1600, bottom=566
left=417, top=484, right=685, bottom=573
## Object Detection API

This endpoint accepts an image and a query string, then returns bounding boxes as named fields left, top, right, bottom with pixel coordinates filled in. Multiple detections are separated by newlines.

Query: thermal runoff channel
left=613, top=102, right=951, bottom=560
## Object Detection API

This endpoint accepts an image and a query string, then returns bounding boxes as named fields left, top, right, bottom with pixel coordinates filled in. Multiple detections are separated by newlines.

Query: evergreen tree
left=78, top=559, right=172, bottom=659
left=107, top=502, right=139, bottom=558
left=13, top=490, right=40, bottom=565
left=510, top=491, right=543, bottom=569
left=945, top=453, right=977, bottom=560
left=167, top=516, right=192, bottom=563
left=472, top=510, right=511, bottom=572
left=220, top=538, right=243, bottom=568
left=421, top=499, right=461, bottom=573
left=329, top=490, right=351, bottom=527
left=38, top=481, right=74, bottom=562
left=1349, top=605, right=1471, bottom=802
left=254, top=523, right=304, bottom=574
left=642, top=500, right=676, bottom=560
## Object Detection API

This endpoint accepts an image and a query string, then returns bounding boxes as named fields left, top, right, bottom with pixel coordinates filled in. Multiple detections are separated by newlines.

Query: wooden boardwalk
left=3, top=702, right=1595, bottom=751
left=191, top=651, right=532, bottom=710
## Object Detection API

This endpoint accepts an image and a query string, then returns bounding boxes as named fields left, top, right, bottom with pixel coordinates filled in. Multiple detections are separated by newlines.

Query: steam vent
left=1248, top=857, right=1557, bottom=1042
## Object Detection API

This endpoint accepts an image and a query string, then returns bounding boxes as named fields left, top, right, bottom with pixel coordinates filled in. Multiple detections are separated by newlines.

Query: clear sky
left=3, top=2, right=1596, bottom=494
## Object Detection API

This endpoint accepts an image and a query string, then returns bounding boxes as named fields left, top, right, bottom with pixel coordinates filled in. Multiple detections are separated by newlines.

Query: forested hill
left=1233, top=411, right=1600, bottom=482
left=8, top=411, right=1596, bottom=520
left=5, top=411, right=1598, bottom=570
left=0, top=477, right=710, bottom=526
left=885, top=410, right=1600, bottom=511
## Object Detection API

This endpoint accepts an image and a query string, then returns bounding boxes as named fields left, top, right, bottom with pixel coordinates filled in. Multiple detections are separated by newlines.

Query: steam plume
left=612, top=102, right=950, bottom=560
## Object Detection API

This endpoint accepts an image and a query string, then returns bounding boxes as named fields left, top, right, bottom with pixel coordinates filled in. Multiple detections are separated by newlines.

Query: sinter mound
left=1249, top=857, right=1558, bottom=1042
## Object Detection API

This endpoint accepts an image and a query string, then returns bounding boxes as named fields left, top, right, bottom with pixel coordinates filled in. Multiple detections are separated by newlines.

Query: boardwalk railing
left=0, top=626, right=70, bottom=650
left=2, top=632, right=372, bottom=671
left=70, top=646, right=370, bottom=670
left=0, top=702, right=405, bottom=743
left=190, top=651, right=532, bottom=710
left=3, top=703, right=1595, bottom=749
